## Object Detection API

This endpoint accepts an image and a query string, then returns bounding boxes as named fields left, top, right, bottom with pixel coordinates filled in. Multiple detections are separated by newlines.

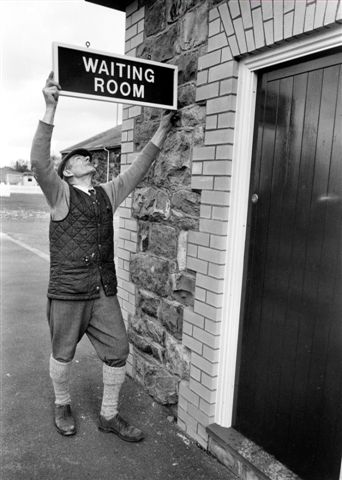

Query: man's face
left=64, top=154, right=96, bottom=178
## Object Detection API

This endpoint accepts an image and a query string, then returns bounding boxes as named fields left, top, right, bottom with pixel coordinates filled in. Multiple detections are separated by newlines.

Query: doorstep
left=206, top=424, right=302, bottom=480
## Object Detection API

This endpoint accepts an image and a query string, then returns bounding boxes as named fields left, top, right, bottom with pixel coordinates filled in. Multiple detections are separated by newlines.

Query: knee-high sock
left=49, top=355, right=72, bottom=405
left=100, top=364, right=126, bottom=420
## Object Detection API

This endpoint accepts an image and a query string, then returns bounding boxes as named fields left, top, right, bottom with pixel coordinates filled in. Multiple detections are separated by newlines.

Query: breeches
left=47, top=289, right=129, bottom=367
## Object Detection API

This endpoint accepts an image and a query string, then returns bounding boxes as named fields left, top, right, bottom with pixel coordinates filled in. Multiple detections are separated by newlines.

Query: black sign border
left=52, top=42, right=178, bottom=110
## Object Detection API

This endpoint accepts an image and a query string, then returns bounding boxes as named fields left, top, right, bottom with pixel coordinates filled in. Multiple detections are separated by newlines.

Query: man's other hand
left=43, top=71, right=61, bottom=109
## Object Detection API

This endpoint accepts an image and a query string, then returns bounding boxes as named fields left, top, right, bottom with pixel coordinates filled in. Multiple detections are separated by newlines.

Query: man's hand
left=159, top=110, right=180, bottom=133
left=42, top=72, right=61, bottom=124
left=151, top=110, right=180, bottom=149
left=43, top=71, right=61, bottom=108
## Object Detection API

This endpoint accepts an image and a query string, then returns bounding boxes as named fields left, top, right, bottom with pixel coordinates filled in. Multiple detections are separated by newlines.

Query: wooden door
left=234, top=51, right=342, bottom=480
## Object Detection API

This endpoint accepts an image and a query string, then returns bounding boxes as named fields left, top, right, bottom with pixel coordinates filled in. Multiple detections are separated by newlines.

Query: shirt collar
left=73, top=185, right=95, bottom=196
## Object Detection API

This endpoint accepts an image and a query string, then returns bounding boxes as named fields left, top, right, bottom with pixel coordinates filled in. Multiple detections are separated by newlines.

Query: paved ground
left=1, top=193, right=236, bottom=480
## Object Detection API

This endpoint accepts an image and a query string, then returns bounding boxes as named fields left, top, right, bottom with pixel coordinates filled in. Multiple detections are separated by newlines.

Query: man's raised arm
left=30, top=72, right=66, bottom=209
left=103, top=110, right=177, bottom=210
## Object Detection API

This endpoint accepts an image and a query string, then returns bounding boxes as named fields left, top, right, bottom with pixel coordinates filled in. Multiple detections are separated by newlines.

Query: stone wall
left=117, top=0, right=214, bottom=407
left=119, top=0, right=342, bottom=449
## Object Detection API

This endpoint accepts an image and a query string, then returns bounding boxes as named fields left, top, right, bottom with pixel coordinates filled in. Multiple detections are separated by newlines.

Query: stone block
left=209, top=17, right=221, bottom=37
left=158, top=298, right=184, bottom=339
left=304, top=2, right=315, bottom=32
left=252, top=7, right=265, bottom=49
left=171, top=189, right=200, bottom=217
left=314, top=0, right=327, bottom=29
left=240, top=0, right=253, bottom=29
left=193, top=125, right=205, bottom=146
left=129, top=310, right=165, bottom=344
left=128, top=329, right=164, bottom=362
left=130, top=253, right=173, bottom=296
left=273, top=0, right=284, bottom=43
left=169, top=210, right=200, bottom=231
left=165, top=333, right=190, bottom=379
left=180, top=3, right=208, bottom=50
left=175, top=50, right=200, bottom=85
left=134, top=350, right=179, bottom=404
left=166, top=0, right=201, bottom=24
left=199, top=218, right=227, bottom=236
left=180, top=104, right=206, bottom=128
left=137, top=23, right=180, bottom=62
left=137, top=288, right=161, bottom=317
left=170, top=271, right=195, bottom=306
left=219, top=3, right=234, bottom=37
left=208, top=32, right=228, bottom=52
left=208, top=439, right=240, bottom=476
left=132, top=187, right=171, bottom=221
left=177, top=82, right=197, bottom=108
left=187, top=257, right=208, bottom=275
left=264, top=19, right=274, bottom=46
left=153, top=130, right=192, bottom=187
left=205, top=128, right=234, bottom=145
left=137, top=220, right=149, bottom=251
left=133, top=118, right=159, bottom=150
left=145, top=0, right=166, bottom=37
left=196, top=81, right=220, bottom=102
left=191, top=176, right=214, bottom=191
left=206, top=95, right=236, bottom=115
left=324, top=0, right=339, bottom=25
left=293, top=0, right=306, bottom=35
left=149, top=223, right=178, bottom=259
left=193, top=146, right=216, bottom=161
left=177, top=230, right=188, bottom=271
left=143, top=313, right=165, bottom=345
left=198, top=50, right=221, bottom=70
left=208, top=60, right=238, bottom=83
left=284, top=11, right=294, bottom=39
left=228, top=35, right=239, bottom=57
left=233, top=17, right=247, bottom=53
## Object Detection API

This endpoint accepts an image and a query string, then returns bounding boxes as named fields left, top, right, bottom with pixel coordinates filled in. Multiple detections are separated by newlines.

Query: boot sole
left=98, top=425, right=144, bottom=442
left=55, top=423, right=76, bottom=436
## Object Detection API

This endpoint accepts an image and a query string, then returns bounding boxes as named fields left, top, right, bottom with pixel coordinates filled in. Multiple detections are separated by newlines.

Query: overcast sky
left=0, top=0, right=125, bottom=167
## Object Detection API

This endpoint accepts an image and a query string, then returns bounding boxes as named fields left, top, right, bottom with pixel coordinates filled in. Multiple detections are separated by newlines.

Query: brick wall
left=119, top=0, right=342, bottom=449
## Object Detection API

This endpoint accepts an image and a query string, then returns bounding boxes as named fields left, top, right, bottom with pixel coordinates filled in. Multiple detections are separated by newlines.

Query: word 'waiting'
left=82, top=56, right=155, bottom=98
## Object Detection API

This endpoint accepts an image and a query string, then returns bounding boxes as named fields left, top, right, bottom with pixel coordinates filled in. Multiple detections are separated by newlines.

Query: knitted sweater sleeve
left=100, top=142, right=160, bottom=212
left=30, top=121, right=69, bottom=219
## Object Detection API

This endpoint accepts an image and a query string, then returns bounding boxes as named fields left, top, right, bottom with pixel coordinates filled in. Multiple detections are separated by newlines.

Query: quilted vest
left=48, top=185, right=117, bottom=300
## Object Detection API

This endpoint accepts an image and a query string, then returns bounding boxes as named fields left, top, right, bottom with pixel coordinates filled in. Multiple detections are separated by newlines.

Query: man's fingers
left=45, top=72, right=61, bottom=89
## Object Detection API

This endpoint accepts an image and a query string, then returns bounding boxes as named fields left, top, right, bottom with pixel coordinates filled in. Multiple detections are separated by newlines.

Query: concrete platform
left=1, top=230, right=236, bottom=480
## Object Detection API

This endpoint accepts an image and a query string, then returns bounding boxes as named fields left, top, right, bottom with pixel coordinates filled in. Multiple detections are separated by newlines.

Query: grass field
left=1, top=192, right=50, bottom=213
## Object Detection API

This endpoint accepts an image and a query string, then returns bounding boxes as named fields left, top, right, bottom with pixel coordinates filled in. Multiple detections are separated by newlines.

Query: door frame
left=215, top=26, right=342, bottom=429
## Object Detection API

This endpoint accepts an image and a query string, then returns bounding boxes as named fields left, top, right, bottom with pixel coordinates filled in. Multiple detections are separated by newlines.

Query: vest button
left=96, top=286, right=100, bottom=291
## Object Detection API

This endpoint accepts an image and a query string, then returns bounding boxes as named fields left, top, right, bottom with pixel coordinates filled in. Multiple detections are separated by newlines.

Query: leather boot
left=54, top=404, right=76, bottom=436
left=98, top=414, right=144, bottom=442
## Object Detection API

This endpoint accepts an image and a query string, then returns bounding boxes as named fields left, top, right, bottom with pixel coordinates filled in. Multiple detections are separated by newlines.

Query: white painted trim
left=215, top=27, right=342, bottom=427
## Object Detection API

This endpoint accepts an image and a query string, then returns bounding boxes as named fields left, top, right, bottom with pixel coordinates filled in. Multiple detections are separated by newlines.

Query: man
left=31, top=71, right=176, bottom=442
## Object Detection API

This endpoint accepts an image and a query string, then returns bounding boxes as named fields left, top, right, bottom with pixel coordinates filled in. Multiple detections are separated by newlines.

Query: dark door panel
left=234, top=51, right=342, bottom=480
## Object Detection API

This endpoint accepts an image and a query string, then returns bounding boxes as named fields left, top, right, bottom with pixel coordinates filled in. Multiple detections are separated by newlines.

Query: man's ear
left=63, top=169, right=73, bottom=178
